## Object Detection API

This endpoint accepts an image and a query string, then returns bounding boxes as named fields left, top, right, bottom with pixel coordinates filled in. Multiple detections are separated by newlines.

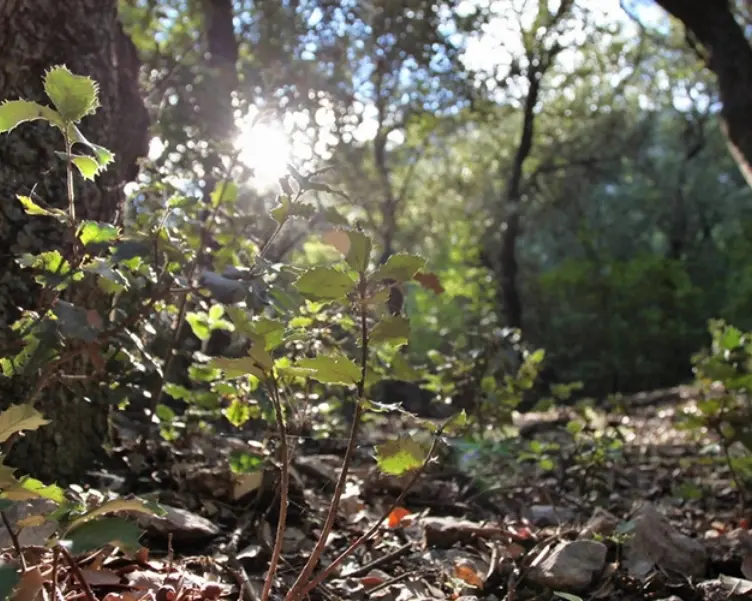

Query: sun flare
left=236, top=120, right=291, bottom=188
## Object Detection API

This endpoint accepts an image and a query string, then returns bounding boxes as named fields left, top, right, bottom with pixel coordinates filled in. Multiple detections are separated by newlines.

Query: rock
left=526, top=505, right=576, bottom=526
left=528, top=540, right=607, bottom=592
left=580, top=508, right=620, bottom=538
left=624, top=502, right=707, bottom=579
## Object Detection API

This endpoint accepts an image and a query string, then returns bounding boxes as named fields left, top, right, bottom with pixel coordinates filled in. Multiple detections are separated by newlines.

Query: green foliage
left=677, top=320, right=752, bottom=494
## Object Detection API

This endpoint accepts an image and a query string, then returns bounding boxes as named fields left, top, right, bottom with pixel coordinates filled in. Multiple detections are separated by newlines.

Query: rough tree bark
left=651, top=0, right=752, bottom=185
left=0, top=0, right=149, bottom=484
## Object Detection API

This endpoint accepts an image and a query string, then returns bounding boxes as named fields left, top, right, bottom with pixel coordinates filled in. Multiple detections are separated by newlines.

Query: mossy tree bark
left=0, top=0, right=148, bottom=484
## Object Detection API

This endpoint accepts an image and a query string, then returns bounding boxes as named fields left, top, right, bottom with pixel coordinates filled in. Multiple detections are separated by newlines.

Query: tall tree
left=0, top=0, right=149, bottom=483
left=648, top=0, right=752, bottom=185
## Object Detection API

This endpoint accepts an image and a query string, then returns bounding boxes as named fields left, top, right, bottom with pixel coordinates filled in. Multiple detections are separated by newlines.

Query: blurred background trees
left=118, top=0, right=752, bottom=403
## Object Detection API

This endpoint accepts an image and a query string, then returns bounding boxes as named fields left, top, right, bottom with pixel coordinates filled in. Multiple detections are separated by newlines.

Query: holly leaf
left=224, top=399, right=252, bottom=428
left=71, top=155, right=101, bottom=181
left=61, top=517, right=142, bottom=554
left=322, top=229, right=372, bottom=273
left=295, top=267, right=356, bottom=301
left=210, top=180, right=239, bottom=207
left=0, top=404, right=49, bottom=444
left=0, top=99, right=63, bottom=133
left=375, top=436, right=428, bottom=475
left=370, top=316, right=410, bottom=347
left=64, top=498, right=160, bottom=535
left=371, top=253, right=426, bottom=283
left=43, top=65, right=99, bottom=123
left=295, top=355, right=361, bottom=386
left=16, top=195, right=67, bottom=221
left=77, top=220, right=120, bottom=246
left=208, top=357, right=266, bottom=380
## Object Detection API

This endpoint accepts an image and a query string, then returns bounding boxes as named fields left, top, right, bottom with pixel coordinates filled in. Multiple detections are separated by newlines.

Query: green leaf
left=208, top=357, right=266, bottom=380
left=370, top=316, right=410, bottom=347
left=295, top=267, right=356, bottom=301
left=444, top=410, right=468, bottom=433
left=208, top=304, right=225, bottom=322
left=0, top=99, right=62, bottom=133
left=52, top=301, right=100, bottom=342
left=16, top=195, right=67, bottom=221
left=69, top=125, right=114, bottom=170
left=43, top=65, right=99, bottom=123
left=210, top=180, right=239, bottom=207
left=186, top=313, right=211, bottom=341
left=371, top=253, right=426, bottom=283
left=295, top=355, right=361, bottom=386
left=155, top=404, right=176, bottom=422
left=270, top=195, right=291, bottom=223
left=375, top=436, right=427, bottom=475
left=77, top=220, right=120, bottom=246
left=0, top=404, right=50, bottom=444
left=391, top=353, right=420, bottom=381
left=0, top=563, right=20, bottom=601
left=224, top=399, right=252, bottom=428
left=63, top=498, right=160, bottom=535
left=61, top=517, right=142, bottom=554
left=3, top=477, right=65, bottom=503
left=322, top=229, right=372, bottom=272
left=71, top=154, right=101, bottom=180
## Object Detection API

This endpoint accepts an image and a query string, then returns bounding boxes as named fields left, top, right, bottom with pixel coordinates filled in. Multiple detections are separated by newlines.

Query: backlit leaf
left=0, top=99, right=62, bottom=133
left=0, top=404, right=49, bottom=443
left=375, top=436, right=427, bottom=475
left=43, top=65, right=99, bottom=123
left=71, top=154, right=100, bottom=180
left=295, top=355, right=361, bottom=386
left=370, top=316, right=410, bottom=347
left=371, top=253, right=426, bottom=283
left=295, top=267, right=356, bottom=301
left=77, top=220, right=120, bottom=246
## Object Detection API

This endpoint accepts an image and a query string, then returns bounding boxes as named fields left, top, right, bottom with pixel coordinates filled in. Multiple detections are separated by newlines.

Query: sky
left=141, top=0, right=675, bottom=194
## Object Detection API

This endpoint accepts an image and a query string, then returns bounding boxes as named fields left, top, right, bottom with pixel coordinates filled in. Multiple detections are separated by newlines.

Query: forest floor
left=4, top=389, right=752, bottom=601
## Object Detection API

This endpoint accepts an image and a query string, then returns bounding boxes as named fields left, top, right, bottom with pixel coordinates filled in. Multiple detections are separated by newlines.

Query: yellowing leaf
left=0, top=405, right=49, bottom=443
left=375, top=436, right=427, bottom=475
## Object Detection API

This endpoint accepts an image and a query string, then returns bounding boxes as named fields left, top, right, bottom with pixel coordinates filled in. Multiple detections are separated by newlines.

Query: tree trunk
left=653, top=0, right=752, bottom=185
left=0, top=0, right=149, bottom=484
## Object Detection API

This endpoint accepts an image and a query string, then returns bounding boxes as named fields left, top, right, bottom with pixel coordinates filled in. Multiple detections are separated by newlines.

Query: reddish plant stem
left=295, top=428, right=443, bottom=599
left=283, top=277, right=370, bottom=601
left=260, top=378, right=290, bottom=601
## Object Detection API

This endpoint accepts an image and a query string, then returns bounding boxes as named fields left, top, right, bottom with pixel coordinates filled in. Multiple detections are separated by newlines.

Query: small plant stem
left=1, top=511, right=26, bottom=570
left=260, top=378, right=290, bottom=601
left=64, top=132, right=75, bottom=222
left=142, top=151, right=240, bottom=449
left=283, top=275, right=370, bottom=601
left=58, top=545, right=97, bottom=601
left=294, top=427, right=444, bottom=599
